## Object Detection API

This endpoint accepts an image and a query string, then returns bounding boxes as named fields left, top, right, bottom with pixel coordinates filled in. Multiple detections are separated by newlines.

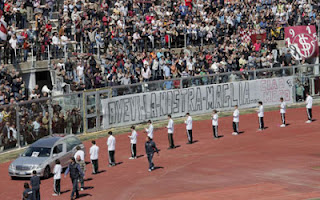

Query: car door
left=60, top=143, right=72, bottom=168
left=52, top=144, right=64, bottom=169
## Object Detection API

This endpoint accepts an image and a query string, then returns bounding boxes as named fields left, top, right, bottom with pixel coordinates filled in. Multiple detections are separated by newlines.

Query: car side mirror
left=52, top=153, right=57, bottom=158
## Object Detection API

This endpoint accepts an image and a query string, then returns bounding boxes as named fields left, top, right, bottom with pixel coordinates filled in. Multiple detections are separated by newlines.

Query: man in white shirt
left=53, top=159, right=62, bottom=196
left=257, top=101, right=264, bottom=131
left=128, top=126, right=138, bottom=159
left=232, top=105, right=240, bottom=135
left=305, top=92, right=313, bottom=123
left=145, top=120, right=154, bottom=140
left=212, top=110, right=219, bottom=138
left=74, top=146, right=85, bottom=190
left=107, top=131, right=116, bottom=166
left=166, top=115, right=175, bottom=149
left=89, top=140, right=99, bottom=174
left=279, top=97, right=286, bottom=127
left=74, top=146, right=85, bottom=161
left=184, top=113, right=193, bottom=144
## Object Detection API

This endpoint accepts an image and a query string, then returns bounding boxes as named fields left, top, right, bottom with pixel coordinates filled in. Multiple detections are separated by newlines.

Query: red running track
left=1, top=106, right=320, bottom=200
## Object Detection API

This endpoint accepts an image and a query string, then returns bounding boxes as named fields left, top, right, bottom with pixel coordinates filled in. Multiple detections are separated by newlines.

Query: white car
left=8, top=134, right=85, bottom=179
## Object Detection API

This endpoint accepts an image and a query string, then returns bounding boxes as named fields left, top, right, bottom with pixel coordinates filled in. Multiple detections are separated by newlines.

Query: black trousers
left=54, top=179, right=60, bottom=194
left=233, top=122, right=239, bottom=133
left=212, top=126, right=218, bottom=138
left=186, top=130, right=193, bottom=143
left=32, top=188, right=40, bottom=200
left=91, top=159, right=98, bottom=173
left=131, top=143, right=136, bottom=157
left=147, top=153, right=154, bottom=170
left=307, top=108, right=312, bottom=120
left=259, top=117, right=264, bottom=129
left=108, top=150, right=115, bottom=165
left=168, top=134, right=175, bottom=148
left=281, top=113, right=285, bottom=125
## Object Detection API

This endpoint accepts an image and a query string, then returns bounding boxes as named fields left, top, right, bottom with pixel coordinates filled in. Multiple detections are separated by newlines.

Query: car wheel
left=10, top=176, right=18, bottom=180
left=43, top=166, right=51, bottom=179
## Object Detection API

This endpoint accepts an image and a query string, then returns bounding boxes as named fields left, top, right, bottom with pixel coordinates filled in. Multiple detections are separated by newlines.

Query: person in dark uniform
left=30, top=170, right=41, bottom=200
left=64, top=157, right=84, bottom=200
left=145, top=136, right=159, bottom=172
left=22, top=182, right=33, bottom=200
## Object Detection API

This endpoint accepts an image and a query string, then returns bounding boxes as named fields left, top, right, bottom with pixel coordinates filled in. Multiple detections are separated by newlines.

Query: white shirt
left=77, top=65, right=84, bottom=77
left=53, top=164, right=62, bottom=180
left=185, top=116, right=192, bottom=130
left=129, top=130, right=137, bottom=144
left=74, top=150, right=85, bottom=161
left=258, top=105, right=264, bottom=117
left=233, top=109, right=240, bottom=122
left=60, top=35, right=68, bottom=45
left=89, top=145, right=99, bottom=160
left=9, top=38, right=17, bottom=49
left=107, top=135, right=116, bottom=151
left=145, top=124, right=154, bottom=139
left=52, top=36, right=60, bottom=45
left=212, top=113, right=218, bottom=126
left=280, top=102, right=286, bottom=114
left=167, top=119, right=174, bottom=134
left=306, top=95, right=313, bottom=109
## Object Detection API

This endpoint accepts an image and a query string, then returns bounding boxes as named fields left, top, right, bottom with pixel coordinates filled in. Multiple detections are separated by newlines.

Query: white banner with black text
left=101, top=76, right=294, bottom=129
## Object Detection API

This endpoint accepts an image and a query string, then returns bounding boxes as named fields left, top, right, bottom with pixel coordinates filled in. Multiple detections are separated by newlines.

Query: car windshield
left=22, top=147, right=51, bottom=157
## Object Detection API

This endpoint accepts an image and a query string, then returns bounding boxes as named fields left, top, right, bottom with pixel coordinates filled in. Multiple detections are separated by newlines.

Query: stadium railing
left=0, top=64, right=319, bottom=153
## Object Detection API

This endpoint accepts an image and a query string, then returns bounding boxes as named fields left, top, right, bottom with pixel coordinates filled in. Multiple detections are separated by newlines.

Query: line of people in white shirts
left=212, top=94, right=313, bottom=137
left=50, top=94, right=314, bottom=196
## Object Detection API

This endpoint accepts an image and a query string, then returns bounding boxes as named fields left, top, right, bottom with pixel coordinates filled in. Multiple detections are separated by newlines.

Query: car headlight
left=9, top=164, right=14, bottom=170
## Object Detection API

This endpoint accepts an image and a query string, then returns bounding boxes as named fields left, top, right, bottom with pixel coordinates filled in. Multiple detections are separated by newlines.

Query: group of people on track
left=22, top=93, right=314, bottom=200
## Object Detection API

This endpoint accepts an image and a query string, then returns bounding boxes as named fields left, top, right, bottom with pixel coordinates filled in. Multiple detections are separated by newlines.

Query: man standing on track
left=212, top=110, right=219, bottom=138
left=30, top=170, right=41, bottom=200
left=74, top=146, right=85, bottom=191
left=64, top=157, right=84, bottom=200
left=257, top=101, right=264, bottom=131
left=128, top=126, right=138, bottom=159
left=107, top=131, right=116, bottom=166
left=305, top=92, right=313, bottom=123
left=90, top=140, right=99, bottom=174
left=184, top=113, right=193, bottom=144
left=145, top=120, right=154, bottom=140
left=145, top=136, right=159, bottom=172
left=166, top=115, right=175, bottom=149
left=232, top=105, right=239, bottom=135
left=280, top=97, right=286, bottom=127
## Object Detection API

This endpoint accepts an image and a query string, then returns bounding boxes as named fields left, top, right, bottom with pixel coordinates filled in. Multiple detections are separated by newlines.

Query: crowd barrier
left=0, top=64, right=319, bottom=153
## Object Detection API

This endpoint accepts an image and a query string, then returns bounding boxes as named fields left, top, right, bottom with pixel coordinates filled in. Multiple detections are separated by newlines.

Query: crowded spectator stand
left=0, top=0, right=319, bottom=152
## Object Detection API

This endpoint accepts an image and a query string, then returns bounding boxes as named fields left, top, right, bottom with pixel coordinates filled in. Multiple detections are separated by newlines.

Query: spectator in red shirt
left=45, top=20, right=52, bottom=33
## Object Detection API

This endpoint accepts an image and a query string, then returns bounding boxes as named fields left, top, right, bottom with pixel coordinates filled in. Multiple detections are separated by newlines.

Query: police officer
left=22, top=182, right=33, bottom=200
left=64, top=157, right=84, bottom=200
left=145, top=136, right=159, bottom=172
left=30, top=170, right=41, bottom=200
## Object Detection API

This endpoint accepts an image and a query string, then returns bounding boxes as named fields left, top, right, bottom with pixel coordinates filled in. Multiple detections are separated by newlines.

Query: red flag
left=285, top=25, right=319, bottom=60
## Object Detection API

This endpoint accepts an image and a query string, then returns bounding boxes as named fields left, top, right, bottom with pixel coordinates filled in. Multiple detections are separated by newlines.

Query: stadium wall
left=101, top=77, right=294, bottom=129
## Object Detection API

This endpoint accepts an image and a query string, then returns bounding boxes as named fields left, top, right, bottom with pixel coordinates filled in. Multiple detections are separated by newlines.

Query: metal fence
left=0, top=64, right=319, bottom=153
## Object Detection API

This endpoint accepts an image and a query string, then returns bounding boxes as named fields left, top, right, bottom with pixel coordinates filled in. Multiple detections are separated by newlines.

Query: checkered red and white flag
left=0, top=10, right=8, bottom=41
left=239, top=28, right=252, bottom=44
